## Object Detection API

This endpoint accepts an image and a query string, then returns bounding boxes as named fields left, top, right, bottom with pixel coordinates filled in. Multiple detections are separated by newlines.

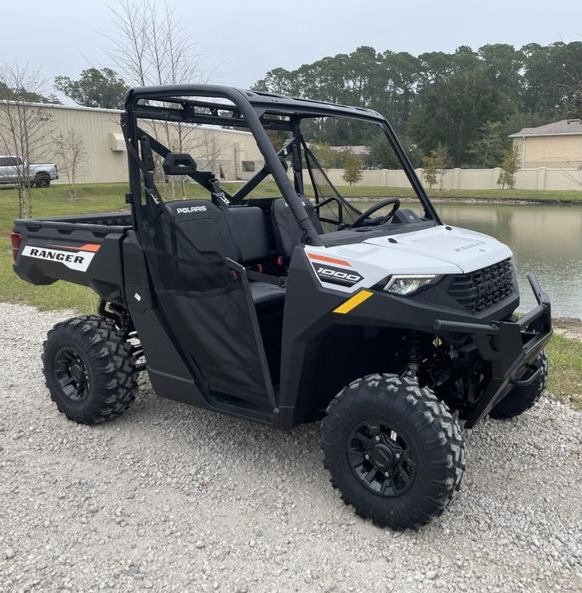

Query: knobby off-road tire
left=490, top=352, right=548, bottom=420
left=42, top=315, right=138, bottom=424
left=322, top=373, right=465, bottom=530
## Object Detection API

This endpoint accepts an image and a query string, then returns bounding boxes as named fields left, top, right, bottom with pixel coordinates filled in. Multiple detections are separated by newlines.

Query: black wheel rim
left=347, top=421, right=416, bottom=497
left=54, top=347, right=90, bottom=402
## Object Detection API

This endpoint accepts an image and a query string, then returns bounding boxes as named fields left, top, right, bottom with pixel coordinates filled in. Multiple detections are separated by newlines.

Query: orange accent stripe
left=78, top=243, right=101, bottom=252
left=307, top=252, right=351, bottom=267
left=52, top=243, right=101, bottom=252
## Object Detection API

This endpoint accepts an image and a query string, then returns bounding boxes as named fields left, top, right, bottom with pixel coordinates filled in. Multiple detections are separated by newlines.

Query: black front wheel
left=322, top=374, right=465, bottom=530
left=43, top=316, right=138, bottom=424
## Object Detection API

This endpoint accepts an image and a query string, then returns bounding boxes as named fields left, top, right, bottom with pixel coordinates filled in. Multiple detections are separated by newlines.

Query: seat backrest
left=160, top=201, right=269, bottom=267
left=270, top=198, right=324, bottom=261
left=225, top=205, right=270, bottom=265
left=147, top=200, right=237, bottom=292
left=163, top=200, right=238, bottom=259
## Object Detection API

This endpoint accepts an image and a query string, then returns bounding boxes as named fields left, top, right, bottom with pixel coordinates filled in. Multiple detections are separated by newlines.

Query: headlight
left=384, top=275, right=442, bottom=296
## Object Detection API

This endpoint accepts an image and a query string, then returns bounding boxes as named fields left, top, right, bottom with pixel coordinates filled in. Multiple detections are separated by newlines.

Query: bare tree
left=0, top=63, right=52, bottom=218
left=52, top=129, right=87, bottom=200
left=105, top=0, right=201, bottom=87
left=201, top=132, right=228, bottom=176
left=105, top=0, right=206, bottom=197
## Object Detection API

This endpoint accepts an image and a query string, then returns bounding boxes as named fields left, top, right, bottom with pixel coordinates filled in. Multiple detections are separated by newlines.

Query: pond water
left=435, top=203, right=581, bottom=318
left=351, top=201, right=582, bottom=319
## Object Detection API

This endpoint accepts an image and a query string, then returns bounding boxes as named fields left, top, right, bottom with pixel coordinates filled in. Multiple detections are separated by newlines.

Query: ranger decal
left=21, top=245, right=98, bottom=272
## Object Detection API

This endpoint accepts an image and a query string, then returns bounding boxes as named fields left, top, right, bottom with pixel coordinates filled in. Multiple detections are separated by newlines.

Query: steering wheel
left=351, top=197, right=401, bottom=228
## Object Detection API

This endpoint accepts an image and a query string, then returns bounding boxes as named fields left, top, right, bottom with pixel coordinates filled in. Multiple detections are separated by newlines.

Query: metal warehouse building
left=0, top=101, right=265, bottom=184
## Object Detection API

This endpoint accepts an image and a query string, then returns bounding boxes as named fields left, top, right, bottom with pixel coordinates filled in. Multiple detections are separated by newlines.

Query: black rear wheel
left=43, top=316, right=138, bottom=424
left=54, top=347, right=92, bottom=402
left=322, top=374, right=465, bottom=530
left=33, top=173, right=50, bottom=188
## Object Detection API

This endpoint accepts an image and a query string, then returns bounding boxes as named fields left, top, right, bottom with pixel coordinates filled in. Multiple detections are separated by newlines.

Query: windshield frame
left=293, top=116, right=441, bottom=226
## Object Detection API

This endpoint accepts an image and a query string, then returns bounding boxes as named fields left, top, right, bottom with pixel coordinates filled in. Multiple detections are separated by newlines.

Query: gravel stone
left=0, top=303, right=581, bottom=593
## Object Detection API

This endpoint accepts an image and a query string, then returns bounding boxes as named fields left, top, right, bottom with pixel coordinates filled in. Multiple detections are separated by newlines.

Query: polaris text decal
left=314, top=264, right=363, bottom=287
left=21, top=246, right=96, bottom=272
left=176, top=205, right=207, bottom=214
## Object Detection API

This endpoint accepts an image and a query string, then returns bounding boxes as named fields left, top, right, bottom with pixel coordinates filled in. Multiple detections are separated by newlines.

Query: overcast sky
left=2, top=0, right=582, bottom=95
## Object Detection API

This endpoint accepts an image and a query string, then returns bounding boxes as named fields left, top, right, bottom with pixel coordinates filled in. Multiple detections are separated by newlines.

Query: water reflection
left=436, top=203, right=582, bottom=318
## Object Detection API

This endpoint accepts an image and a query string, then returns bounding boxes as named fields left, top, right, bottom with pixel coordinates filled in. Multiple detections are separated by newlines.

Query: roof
left=509, top=119, right=582, bottom=138
left=2, top=86, right=386, bottom=124
left=126, top=85, right=385, bottom=122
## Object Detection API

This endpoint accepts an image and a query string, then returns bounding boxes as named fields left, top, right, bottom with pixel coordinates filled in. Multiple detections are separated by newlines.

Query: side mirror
left=163, top=153, right=198, bottom=176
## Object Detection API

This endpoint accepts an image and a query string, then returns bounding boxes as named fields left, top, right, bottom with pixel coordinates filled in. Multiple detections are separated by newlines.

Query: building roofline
left=0, top=98, right=123, bottom=114
left=0, top=99, right=254, bottom=136
left=509, top=131, right=582, bottom=138
left=509, top=119, right=582, bottom=138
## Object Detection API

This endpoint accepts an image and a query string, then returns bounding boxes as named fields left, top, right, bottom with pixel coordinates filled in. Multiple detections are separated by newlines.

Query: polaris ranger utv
left=12, top=85, right=552, bottom=530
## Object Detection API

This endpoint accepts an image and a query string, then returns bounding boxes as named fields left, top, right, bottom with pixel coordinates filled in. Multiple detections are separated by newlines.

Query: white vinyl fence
left=320, top=167, right=582, bottom=192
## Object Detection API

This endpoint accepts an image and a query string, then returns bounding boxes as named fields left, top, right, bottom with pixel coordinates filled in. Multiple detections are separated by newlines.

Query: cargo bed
left=12, top=211, right=132, bottom=302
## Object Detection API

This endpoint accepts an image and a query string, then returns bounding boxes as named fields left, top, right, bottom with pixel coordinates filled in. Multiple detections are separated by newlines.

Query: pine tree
left=497, top=145, right=520, bottom=189
left=342, top=153, right=363, bottom=186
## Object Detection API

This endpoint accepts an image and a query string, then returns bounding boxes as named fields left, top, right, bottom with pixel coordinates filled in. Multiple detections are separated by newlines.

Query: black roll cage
left=121, top=84, right=441, bottom=242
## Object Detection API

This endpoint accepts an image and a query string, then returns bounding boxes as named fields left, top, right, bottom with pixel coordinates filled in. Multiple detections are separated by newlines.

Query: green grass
left=326, top=185, right=582, bottom=202
left=546, top=334, right=582, bottom=409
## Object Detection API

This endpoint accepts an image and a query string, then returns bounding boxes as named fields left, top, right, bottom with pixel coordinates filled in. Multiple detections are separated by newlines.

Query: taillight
left=10, top=232, right=22, bottom=262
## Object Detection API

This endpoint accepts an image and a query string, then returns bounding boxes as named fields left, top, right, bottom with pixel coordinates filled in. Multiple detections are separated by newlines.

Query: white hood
left=305, top=225, right=513, bottom=294
left=363, top=225, right=512, bottom=274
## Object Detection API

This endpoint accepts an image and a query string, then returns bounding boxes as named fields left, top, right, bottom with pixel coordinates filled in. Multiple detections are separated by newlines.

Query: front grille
left=448, top=258, right=515, bottom=313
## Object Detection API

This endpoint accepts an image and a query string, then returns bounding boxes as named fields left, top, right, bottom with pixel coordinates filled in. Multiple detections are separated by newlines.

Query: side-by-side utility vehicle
left=12, top=86, right=552, bottom=529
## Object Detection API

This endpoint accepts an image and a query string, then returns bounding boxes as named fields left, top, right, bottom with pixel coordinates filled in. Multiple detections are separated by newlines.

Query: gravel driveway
left=1, top=303, right=581, bottom=593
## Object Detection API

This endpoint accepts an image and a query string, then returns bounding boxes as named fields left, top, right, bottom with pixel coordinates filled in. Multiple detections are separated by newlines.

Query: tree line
left=253, top=43, right=582, bottom=168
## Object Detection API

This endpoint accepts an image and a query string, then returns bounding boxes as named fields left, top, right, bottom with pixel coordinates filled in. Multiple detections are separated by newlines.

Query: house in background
left=510, top=119, right=582, bottom=168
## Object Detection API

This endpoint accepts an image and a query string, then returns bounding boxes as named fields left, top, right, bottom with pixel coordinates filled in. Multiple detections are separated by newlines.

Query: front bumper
left=434, top=273, right=552, bottom=427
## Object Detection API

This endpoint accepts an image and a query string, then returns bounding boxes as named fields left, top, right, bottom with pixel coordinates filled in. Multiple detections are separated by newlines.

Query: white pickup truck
left=0, top=155, right=58, bottom=187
